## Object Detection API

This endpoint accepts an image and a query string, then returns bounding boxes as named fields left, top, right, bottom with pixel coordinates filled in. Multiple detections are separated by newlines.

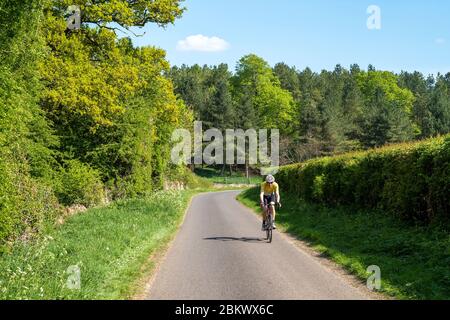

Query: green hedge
left=0, top=155, right=60, bottom=251
left=276, top=135, right=450, bottom=225
left=54, top=160, right=105, bottom=208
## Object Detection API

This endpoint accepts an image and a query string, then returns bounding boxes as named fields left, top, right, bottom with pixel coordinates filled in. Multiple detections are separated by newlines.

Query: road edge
left=131, top=191, right=200, bottom=300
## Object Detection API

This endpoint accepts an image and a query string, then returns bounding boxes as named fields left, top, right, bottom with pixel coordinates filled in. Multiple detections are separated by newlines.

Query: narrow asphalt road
left=147, top=191, right=370, bottom=300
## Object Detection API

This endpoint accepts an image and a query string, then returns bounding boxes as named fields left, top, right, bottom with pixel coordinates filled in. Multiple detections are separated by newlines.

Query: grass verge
left=0, top=189, right=205, bottom=300
left=237, top=187, right=450, bottom=300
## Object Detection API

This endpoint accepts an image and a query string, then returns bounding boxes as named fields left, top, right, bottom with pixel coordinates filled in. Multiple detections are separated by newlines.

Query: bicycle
left=263, top=201, right=280, bottom=243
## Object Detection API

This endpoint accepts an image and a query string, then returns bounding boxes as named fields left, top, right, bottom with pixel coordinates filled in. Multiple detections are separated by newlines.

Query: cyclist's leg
left=268, top=194, right=276, bottom=221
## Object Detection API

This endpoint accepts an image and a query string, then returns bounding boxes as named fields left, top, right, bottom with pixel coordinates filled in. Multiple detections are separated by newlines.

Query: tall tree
left=233, top=54, right=294, bottom=132
left=398, top=71, right=431, bottom=138
left=429, top=74, right=450, bottom=136
left=273, top=63, right=302, bottom=101
left=169, top=64, right=209, bottom=120
left=232, top=54, right=295, bottom=176
left=201, top=64, right=234, bottom=130
left=340, top=64, right=365, bottom=149
left=356, top=70, right=415, bottom=147
left=40, top=0, right=189, bottom=196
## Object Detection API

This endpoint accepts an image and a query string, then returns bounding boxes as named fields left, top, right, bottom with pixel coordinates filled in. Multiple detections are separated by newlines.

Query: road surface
left=147, top=191, right=370, bottom=300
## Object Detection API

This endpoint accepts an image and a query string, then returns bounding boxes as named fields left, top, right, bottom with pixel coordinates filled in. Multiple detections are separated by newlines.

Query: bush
left=183, top=170, right=213, bottom=189
left=55, top=160, right=105, bottom=207
left=0, top=155, right=60, bottom=250
left=167, top=166, right=213, bottom=189
left=276, top=135, right=450, bottom=225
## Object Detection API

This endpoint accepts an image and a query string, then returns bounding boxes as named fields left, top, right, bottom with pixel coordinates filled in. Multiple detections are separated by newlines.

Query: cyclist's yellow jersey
left=261, top=182, right=279, bottom=195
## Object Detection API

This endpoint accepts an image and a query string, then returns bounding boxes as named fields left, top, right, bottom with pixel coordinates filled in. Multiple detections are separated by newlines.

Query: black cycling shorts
left=263, top=194, right=275, bottom=206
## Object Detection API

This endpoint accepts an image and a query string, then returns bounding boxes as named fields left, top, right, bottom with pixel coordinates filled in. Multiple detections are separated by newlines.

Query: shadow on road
left=204, top=236, right=266, bottom=243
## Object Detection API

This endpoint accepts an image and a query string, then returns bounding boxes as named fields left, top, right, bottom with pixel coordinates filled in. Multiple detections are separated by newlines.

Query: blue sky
left=128, top=0, right=450, bottom=75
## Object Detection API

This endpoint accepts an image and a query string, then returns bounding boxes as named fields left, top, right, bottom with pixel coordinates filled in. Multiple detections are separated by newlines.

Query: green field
left=194, top=167, right=263, bottom=185
left=0, top=190, right=202, bottom=300
left=238, top=187, right=450, bottom=300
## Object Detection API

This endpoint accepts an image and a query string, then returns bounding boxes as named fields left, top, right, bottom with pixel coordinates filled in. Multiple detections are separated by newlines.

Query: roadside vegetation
left=238, top=136, right=450, bottom=300
left=0, top=0, right=190, bottom=251
left=238, top=187, right=450, bottom=300
left=276, top=135, right=450, bottom=225
left=0, top=190, right=206, bottom=300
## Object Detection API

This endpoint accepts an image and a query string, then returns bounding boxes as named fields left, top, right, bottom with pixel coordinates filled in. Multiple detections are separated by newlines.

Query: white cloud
left=435, top=38, right=446, bottom=45
left=177, top=34, right=230, bottom=52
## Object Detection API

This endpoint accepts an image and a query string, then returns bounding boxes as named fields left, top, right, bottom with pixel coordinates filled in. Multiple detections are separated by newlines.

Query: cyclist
left=260, top=175, right=281, bottom=231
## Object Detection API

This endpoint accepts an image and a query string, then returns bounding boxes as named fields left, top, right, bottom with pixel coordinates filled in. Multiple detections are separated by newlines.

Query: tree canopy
left=54, top=0, right=185, bottom=28
left=169, top=57, right=450, bottom=163
left=0, top=0, right=190, bottom=247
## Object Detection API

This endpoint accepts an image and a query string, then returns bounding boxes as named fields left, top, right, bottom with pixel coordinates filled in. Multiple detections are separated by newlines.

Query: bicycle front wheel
left=267, top=228, right=272, bottom=243
left=266, top=214, right=273, bottom=243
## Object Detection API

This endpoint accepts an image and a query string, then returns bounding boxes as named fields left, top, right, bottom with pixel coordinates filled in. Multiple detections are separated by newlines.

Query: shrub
left=275, top=135, right=450, bottom=225
left=183, top=170, right=213, bottom=189
left=0, top=155, right=60, bottom=250
left=167, top=165, right=213, bottom=189
left=55, top=160, right=105, bottom=207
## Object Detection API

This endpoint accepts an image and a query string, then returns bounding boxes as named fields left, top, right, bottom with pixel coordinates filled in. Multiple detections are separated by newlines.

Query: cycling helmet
left=266, top=175, right=275, bottom=183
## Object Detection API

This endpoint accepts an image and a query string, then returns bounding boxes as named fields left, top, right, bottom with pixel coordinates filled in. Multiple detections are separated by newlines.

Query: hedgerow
left=276, top=135, right=450, bottom=225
